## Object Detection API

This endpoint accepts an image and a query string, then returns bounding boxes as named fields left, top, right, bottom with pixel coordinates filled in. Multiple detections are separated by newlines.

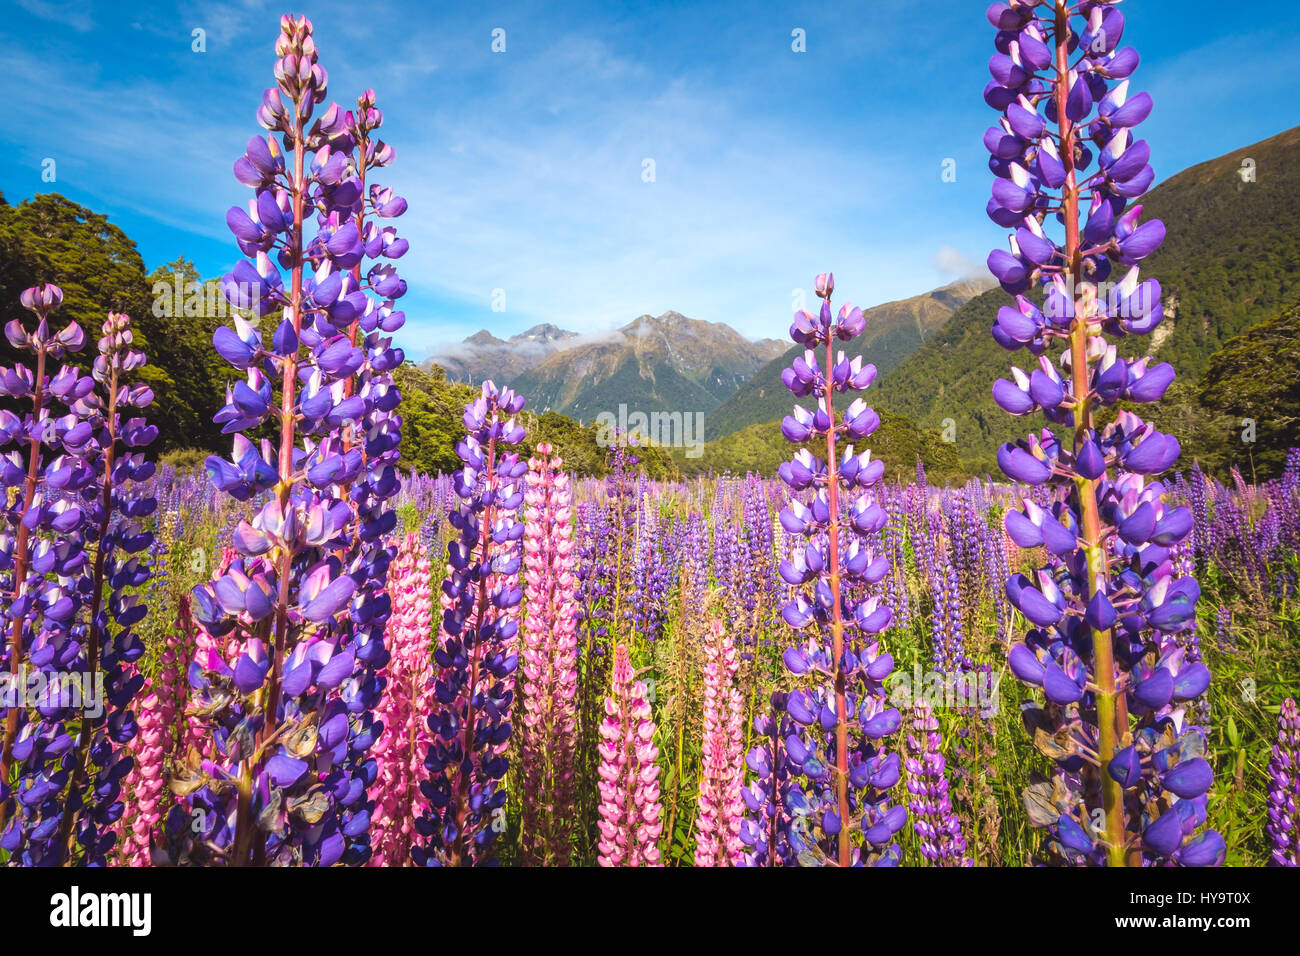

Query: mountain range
left=423, top=281, right=990, bottom=429
left=428, top=311, right=786, bottom=421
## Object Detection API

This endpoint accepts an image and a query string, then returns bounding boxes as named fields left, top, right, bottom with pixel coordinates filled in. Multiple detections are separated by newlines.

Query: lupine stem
left=264, top=102, right=307, bottom=752
left=240, top=100, right=307, bottom=870
left=1052, top=0, right=1126, bottom=866
left=0, top=343, right=45, bottom=835
left=821, top=331, right=851, bottom=868
left=765, top=272, right=905, bottom=867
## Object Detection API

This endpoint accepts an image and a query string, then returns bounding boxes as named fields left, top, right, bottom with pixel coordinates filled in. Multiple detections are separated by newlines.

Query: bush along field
left=1, top=4, right=1298, bottom=867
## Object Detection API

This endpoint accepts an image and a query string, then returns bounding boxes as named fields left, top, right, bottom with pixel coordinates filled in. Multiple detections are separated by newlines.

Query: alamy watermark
left=49, top=887, right=151, bottom=936
left=595, top=404, right=706, bottom=459
left=151, top=275, right=267, bottom=320
left=888, top=664, right=1002, bottom=718
left=0, top=665, right=104, bottom=718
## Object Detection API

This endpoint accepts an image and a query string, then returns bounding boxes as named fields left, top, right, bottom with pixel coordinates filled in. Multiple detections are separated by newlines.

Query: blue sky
left=2, top=0, right=1298, bottom=360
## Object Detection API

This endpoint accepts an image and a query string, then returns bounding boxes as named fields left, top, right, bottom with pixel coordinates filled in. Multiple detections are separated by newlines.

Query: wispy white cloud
left=931, top=245, right=989, bottom=282
left=16, top=0, right=95, bottom=32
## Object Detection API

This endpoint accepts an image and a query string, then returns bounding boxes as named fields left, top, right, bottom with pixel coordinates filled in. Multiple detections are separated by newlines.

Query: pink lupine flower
left=114, top=597, right=195, bottom=866
left=115, top=683, right=167, bottom=867
left=596, top=644, right=663, bottom=867
left=694, top=618, right=745, bottom=867
left=368, top=531, right=435, bottom=866
left=161, top=594, right=198, bottom=759
left=519, top=443, right=581, bottom=865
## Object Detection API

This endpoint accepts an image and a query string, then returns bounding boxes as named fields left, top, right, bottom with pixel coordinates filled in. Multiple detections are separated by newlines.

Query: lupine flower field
left=1, top=0, right=1299, bottom=877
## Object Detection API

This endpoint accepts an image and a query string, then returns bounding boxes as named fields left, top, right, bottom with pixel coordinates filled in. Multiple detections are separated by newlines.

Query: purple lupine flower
left=627, top=494, right=672, bottom=642
left=770, top=273, right=905, bottom=867
left=1214, top=605, right=1232, bottom=651
left=159, top=15, right=404, bottom=866
left=881, top=484, right=912, bottom=630
left=0, top=285, right=107, bottom=863
left=985, top=0, right=1220, bottom=866
left=1179, top=611, right=1211, bottom=730
left=1185, top=464, right=1211, bottom=565
left=738, top=692, right=798, bottom=867
left=413, top=381, right=527, bottom=866
left=1268, top=698, right=1300, bottom=866
left=738, top=476, right=781, bottom=656
left=942, top=487, right=986, bottom=625
left=905, top=700, right=970, bottom=866
left=55, top=311, right=157, bottom=864
left=980, top=503, right=1012, bottom=645
left=1278, top=449, right=1300, bottom=558
left=930, top=553, right=971, bottom=676
left=712, top=513, right=741, bottom=610
left=311, top=86, right=409, bottom=865
left=905, top=468, right=939, bottom=592
left=678, top=510, right=709, bottom=639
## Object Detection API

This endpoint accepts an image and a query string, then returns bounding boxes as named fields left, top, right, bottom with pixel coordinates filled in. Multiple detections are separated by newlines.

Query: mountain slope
left=706, top=278, right=993, bottom=438
left=871, top=125, right=1300, bottom=470
left=510, top=311, right=786, bottom=420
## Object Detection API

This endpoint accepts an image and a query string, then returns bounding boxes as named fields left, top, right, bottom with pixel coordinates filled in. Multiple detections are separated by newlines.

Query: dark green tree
left=0, top=193, right=226, bottom=452
left=393, top=362, right=478, bottom=475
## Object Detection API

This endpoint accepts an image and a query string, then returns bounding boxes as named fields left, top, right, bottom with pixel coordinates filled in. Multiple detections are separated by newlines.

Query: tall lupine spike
left=882, top=485, right=912, bottom=630
left=980, top=505, right=1012, bottom=645
left=596, top=643, right=663, bottom=867
left=315, top=85, right=408, bottom=866
left=413, top=381, right=526, bottom=867
left=167, top=15, right=403, bottom=866
left=519, top=442, right=580, bottom=866
left=930, top=551, right=972, bottom=676
left=57, top=310, right=155, bottom=864
left=1268, top=698, right=1300, bottom=867
left=984, top=0, right=1221, bottom=866
left=728, top=477, right=780, bottom=657
left=904, top=699, right=971, bottom=867
left=694, top=619, right=745, bottom=867
left=772, top=272, right=905, bottom=867
left=160, top=595, right=198, bottom=765
left=367, top=531, right=433, bottom=866
left=0, top=284, right=104, bottom=863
